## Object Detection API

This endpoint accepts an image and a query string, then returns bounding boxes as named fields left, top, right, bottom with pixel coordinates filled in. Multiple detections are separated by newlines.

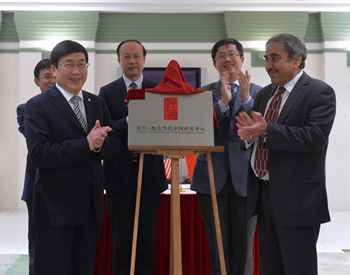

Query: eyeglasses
left=214, top=52, right=241, bottom=62
left=121, top=54, right=143, bottom=61
left=38, top=75, right=55, bottom=82
left=57, top=62, right=90, bottom=71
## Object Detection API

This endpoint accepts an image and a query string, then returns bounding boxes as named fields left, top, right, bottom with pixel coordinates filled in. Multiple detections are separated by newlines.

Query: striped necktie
left=70, top=96, right=88, bottom=133
left=228, top=83, right=237, bottom=110
left=254, top=86, right=285, bottom=179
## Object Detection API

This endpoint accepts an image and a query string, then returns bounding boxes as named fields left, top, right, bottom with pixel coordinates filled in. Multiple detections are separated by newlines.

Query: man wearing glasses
left=191, top=38, right=261, bottom=275
left=16, top=58, right=55, bottom=275
left=99, top=39, right=167, bottom=275
left=24, top=40, right=119, bottom=275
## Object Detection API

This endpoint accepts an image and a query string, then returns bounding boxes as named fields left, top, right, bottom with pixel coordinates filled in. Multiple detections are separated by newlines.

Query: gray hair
left=266, top=34, right=307, bottom=69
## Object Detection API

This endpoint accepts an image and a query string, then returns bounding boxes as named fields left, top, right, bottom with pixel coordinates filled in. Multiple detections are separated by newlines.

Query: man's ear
left=51, top=65, right=57, bottom=77
left=213, top=61, right=218, bottom=71
left=34, top=78, right=40, bottom=88
left=294, top=55, right=302, bottom=68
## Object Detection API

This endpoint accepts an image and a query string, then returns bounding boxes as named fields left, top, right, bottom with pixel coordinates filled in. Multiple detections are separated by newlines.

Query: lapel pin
left=88, top=98, right=91, bottom=102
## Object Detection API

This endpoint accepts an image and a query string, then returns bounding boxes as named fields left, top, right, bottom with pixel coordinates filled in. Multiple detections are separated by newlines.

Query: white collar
left=55, top=83, right=84, bottom=102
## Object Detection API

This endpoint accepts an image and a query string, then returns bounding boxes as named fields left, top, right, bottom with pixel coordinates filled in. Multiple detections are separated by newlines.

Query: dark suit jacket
left=25, top=85, right=119, bottom=226
left=99, top=77, right=167, bottom=195
left=191, top=81, right=261, bottom=196
left=17, top=103, right=36, bottom=203
left=247, top=72, right=336, bottom=227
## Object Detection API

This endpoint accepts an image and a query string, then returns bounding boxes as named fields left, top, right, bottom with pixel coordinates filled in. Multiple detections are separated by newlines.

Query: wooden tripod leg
left=170, top=158, right=182, bottom=275
left=130, top=151, right=144, bottom=275
left=206, top=152, right=227, bottom=275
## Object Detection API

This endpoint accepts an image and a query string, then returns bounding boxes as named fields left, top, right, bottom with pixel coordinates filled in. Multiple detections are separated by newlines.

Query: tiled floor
left=0, top=210, right=349, bottom=274
left=317, top=210, right=350, bottom=253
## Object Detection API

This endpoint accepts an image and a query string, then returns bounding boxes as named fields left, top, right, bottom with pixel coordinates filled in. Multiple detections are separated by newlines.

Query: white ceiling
left=1, top=0, right=350, bottom=13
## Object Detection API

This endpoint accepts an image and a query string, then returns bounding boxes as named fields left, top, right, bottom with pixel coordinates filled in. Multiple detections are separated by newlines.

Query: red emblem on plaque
left=164, top=97, right=178, bottom=120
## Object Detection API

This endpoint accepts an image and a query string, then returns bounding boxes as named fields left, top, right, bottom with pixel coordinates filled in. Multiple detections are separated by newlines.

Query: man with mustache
left=99, top=39, right=167, bottom=275
left=236, top=34, right=336, bottom=275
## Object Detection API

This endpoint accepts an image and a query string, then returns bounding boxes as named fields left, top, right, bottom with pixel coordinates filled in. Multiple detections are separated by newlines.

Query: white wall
left=0, top=53, right=21, bottom=210
left=2, top=43, right=349, bottom=211
left=323, top=52, right=350, bottom=210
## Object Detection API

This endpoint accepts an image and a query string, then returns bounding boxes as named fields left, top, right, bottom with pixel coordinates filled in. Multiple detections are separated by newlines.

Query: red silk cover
left=127, top=60, right=205, bottom=101
left=127, top=60, right=218, bottom=127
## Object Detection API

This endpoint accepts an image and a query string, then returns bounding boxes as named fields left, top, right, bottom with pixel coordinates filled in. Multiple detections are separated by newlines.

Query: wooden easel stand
left=128, top=146, right=226, bottom=275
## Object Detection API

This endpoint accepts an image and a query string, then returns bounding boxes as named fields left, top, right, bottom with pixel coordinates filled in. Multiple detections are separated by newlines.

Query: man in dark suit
left=191, top=38, right=261, bottom=275
left=99, top=39, right=167, bottom=275
left=25, top=40, right=119, bottom=275
left=236, top=34, right=336, bottom=275
left=16, top=58, right=56, bottom=275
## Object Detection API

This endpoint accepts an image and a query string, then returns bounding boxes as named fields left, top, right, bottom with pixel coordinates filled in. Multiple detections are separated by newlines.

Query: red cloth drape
left=153, top=194, right=211, bottom=274
left=126, top=60, right=218, bottom=128
left=93, top=194, right=259, bottom=275
left=127, top=60, right=205, bottom=102
left=93, top=198, right=113, bottom=274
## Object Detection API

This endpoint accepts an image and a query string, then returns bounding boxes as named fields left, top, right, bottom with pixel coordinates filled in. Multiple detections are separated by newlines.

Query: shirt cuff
left=241, top=96, right=252, bottom=107
left=218, top=100, right=229, bottom=114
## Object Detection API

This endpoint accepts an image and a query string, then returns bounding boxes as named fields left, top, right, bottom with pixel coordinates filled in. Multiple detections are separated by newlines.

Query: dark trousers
left=106, top=163, right=161, bottom=275
left=33, top=205, right=101, bottom=275
left=197, top=176, right=250, bottom=275
left=258, top=181, right=320, bottom=275
left=26, top=201, right=34, bottom=275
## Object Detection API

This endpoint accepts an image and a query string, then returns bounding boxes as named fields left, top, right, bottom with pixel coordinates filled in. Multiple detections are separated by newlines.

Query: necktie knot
left=228, top=83, right=237, bottom=95
left=227, top=83, right=238, bottom=111
left=70, top=96, right=87, bottom=133
left=130, top=82, right=137, bottom=89
left=70, top=95, right=80, bottom=105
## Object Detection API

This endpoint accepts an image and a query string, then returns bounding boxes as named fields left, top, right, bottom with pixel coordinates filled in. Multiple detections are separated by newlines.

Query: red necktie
left=254, top=87, right=285, bottom=179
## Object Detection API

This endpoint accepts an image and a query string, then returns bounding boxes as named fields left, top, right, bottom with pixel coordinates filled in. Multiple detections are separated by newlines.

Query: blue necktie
left=130, top=82, right=137, bottom=89
left=228, top=83, right=237, bottom=110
